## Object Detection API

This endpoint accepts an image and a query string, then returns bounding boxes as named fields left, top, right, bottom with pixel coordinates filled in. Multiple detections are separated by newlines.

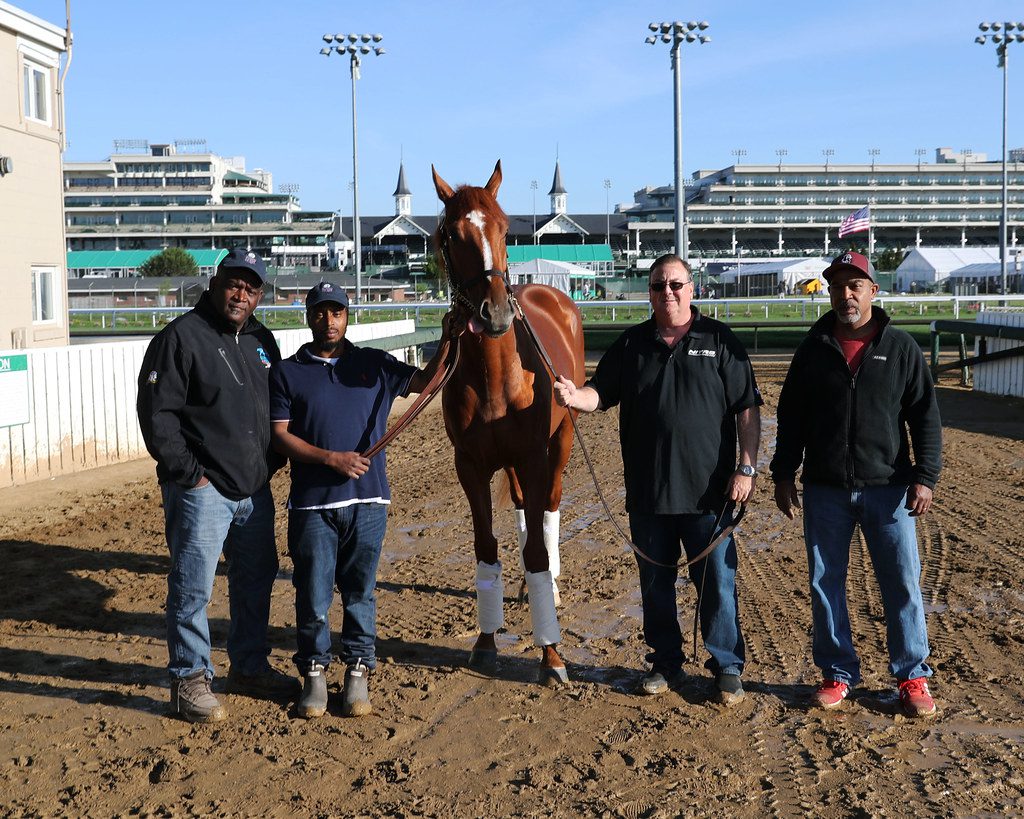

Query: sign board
left=0, top=354, right=30, bottom=427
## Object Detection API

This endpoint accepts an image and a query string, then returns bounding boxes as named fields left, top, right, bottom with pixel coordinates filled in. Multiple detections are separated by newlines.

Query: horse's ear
left=484, top=159, right=502, bottom=197
left=432, top=165, right=455, bottom=203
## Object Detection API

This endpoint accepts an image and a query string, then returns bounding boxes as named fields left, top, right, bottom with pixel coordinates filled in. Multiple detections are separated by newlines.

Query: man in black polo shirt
left=270, top=282, right=458, bottom=719
left=554, top=254, right=761, bottom=705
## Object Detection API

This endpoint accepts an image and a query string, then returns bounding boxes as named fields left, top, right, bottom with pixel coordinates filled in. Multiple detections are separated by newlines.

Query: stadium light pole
left=646, top=20, right=710, bottom=262
left=915, top=148, right=927, bottom=169
left=977, top=21, right=1024, bottom=295
left=868, top=148, right=880, bottom=172
left=531, top=179, right=538, bottom=244
left=822, top=148, right=835, bottom=171
left=321, top=32, right=385, bottom=304
left=775, top=148, right=787, bottom=171
left=604, top=178, right=612, bottom=245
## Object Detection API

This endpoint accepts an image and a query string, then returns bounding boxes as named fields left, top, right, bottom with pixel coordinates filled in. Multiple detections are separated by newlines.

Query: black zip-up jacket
left=137, top=291, right=282, bottom=500
left=770, top=306, right=942, bottom=490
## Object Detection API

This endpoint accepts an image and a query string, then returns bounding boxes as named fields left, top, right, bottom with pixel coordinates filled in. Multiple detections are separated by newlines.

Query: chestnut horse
left=432, top=160, right=585, bottom=685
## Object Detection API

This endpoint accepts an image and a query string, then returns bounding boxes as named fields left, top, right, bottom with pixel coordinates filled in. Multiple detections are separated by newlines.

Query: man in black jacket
left=138, top=248, right=297, bottom=723
left=770, top=251, right=942, bottom=718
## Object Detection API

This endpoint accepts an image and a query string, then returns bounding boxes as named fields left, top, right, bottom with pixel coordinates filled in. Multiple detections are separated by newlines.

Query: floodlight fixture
left=319, top=31, right=386, bottom=304
left=642, top=18, right=712, bottom=261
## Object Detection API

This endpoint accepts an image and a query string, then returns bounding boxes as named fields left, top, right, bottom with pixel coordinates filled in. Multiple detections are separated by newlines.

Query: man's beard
left=836, top=306, right=861, bottom=325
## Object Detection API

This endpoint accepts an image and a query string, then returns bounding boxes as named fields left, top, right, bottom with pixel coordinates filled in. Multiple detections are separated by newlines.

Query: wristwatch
left=736, top=464, right=757, bottom=478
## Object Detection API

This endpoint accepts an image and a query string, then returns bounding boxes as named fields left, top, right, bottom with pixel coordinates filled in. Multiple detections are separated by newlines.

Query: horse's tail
left=493, top=470, right=514, bottom=511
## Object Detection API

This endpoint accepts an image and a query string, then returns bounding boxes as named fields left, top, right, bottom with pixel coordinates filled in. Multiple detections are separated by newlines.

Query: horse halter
left=436, top=210, right=514, bottom=316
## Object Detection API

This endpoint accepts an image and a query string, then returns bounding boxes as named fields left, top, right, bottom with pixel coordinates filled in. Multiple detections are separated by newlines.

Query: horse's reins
left=510, top=288, right=746, bottom=570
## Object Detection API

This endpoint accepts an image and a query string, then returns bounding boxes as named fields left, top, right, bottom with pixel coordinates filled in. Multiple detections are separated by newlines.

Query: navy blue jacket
left=770, top=306, right=942, bottom=490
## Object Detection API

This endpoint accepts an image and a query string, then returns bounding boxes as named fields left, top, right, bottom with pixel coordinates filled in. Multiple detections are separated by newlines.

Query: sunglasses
left=649, top=280, right=691, bottom=292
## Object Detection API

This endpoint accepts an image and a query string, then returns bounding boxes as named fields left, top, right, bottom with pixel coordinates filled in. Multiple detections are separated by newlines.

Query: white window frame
left=31, top=266, right=60, bottom=324
left=22, top=58, right=50, bottom=123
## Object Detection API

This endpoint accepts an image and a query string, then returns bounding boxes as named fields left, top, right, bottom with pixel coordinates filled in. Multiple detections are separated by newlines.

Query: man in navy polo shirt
left=554, top=254, right=761, bottom=706
left=270, top=282, right=458, bottom=718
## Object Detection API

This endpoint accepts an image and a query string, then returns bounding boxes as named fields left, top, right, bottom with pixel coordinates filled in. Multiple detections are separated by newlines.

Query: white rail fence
left=974, top=309, right=1024, bottom=398
left=0, top=321, right=414, bottom=488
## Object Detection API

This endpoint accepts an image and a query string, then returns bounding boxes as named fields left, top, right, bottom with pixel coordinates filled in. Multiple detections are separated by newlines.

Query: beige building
left=0, top=2, right=69, bottom=349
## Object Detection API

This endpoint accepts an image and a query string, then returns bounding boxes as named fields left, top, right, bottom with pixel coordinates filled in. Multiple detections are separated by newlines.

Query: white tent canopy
left=719, top=257, right=829, bottom=289
left=894, top=247, right=1004, bottom=291
left=507, top=258, right=596, bottom=295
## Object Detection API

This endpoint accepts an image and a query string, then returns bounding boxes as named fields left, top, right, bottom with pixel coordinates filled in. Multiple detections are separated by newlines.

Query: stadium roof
left=67, top=249, right=228, bottom=269
left=507, top=244, right=613, bottom=263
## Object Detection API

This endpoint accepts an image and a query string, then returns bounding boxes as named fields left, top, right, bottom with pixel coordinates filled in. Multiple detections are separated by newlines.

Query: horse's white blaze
left=475, top=560, right=505, bottom=633
left=526, top=570, right=561, bottom=646
left=465, top=209, right=493, bottom=271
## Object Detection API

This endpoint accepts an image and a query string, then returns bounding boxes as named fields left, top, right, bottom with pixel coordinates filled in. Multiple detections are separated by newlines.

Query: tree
left=138, top=247, right=199, bottom=277
left=873, top=247, right=906, bottom=272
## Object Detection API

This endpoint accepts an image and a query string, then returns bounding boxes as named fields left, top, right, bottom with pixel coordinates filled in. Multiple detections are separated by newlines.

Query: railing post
left=929, top=322, right=940, bottom=372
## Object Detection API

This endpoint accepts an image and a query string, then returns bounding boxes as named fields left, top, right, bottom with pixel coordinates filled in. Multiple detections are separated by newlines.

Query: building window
left=22, top=60, right=50, bottom=123
left=31, top=266, right=58, bottom=323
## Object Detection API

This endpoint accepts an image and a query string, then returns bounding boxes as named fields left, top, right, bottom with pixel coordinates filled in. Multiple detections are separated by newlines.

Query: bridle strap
left=437, top=209, right=513, bottom=314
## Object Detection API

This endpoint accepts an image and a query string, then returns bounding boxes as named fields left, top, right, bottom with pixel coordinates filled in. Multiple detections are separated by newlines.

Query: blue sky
left=16, top=0, right=1024, bottom=216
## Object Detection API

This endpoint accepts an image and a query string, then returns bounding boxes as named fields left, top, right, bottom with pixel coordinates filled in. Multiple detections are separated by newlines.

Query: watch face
left=738, top=465, right=756, bottom=477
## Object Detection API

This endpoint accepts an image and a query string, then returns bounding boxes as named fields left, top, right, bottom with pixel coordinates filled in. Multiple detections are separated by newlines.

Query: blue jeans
left=288, top=502, right=388, bottom=673
left=803, top=483, right=932, bottom=685
left=161, top=481, right=278, bottom=680
left=629, top=513, right=745, bottom=677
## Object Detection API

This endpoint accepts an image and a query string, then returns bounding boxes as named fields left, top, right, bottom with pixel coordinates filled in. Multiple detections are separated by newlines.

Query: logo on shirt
left=687, top=349, right=717, bottom=357
left=147, top=370, right=158, bottom=384
left=256, top=346, right=272, bottom=368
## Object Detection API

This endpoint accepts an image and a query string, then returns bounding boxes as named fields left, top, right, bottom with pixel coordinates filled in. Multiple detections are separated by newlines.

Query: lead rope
left=510, top=290, right=745, bottom=572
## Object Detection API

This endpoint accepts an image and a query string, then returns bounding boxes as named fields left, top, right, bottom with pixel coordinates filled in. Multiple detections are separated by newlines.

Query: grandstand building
left=62, top=140, right=333, bottom=275
left=620, top=148, right=1024, bottom=259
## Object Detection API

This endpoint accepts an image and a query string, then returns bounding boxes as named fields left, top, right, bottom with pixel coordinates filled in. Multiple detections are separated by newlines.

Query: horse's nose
left=479, top=293, right=514, bottom=336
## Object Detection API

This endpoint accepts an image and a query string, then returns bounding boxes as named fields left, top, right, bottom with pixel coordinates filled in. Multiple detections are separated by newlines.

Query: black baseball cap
left=217, top=248, right=267, bottom=284
left=305, top=281, right=349, bottom=310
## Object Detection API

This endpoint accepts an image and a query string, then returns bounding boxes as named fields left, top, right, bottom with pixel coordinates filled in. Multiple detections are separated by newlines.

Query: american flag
left=838, top=205, right=870, bottom=237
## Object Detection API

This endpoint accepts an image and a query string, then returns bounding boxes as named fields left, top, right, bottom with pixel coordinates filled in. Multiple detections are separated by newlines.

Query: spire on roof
left=548, top=161, right=566, bottom=195
left=393, top=162, right=411, bottom=196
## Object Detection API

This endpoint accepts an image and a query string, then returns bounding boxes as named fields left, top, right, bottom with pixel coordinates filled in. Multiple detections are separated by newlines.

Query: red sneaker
left=898, top=677, right=936, bottom=718
left=812, top=679, right=850, bottom=709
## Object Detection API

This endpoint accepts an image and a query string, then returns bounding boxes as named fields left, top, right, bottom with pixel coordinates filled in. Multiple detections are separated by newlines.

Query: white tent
left=895, top=247, right=1002, bottom=292
left=719, top=258, right=829, bottom=290
left=507, top=258, right=594, bottom=295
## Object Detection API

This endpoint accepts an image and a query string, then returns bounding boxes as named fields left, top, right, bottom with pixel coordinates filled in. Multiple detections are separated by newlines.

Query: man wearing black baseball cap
left=138, top=248, right=298, bottom=723
left=770, top=250, right=942, bottom=718
left=270, top=282, right=460, bottom=719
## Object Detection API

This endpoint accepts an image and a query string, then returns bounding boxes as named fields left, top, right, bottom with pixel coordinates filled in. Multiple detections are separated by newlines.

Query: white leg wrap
left=475, top=561, right=504, bottom=634
left=526, top=570, right=561, bottom=646
left=542, top=509, right=561, bottom=579
left=514, top=509, right=527, bottom=573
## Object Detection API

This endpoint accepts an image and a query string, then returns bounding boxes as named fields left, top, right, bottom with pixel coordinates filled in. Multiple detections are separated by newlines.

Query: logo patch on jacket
left=872, top=355, right=887, bottom=361
left=688, top=349, right=717, bottom=357
left=147, top=370, right=158, bottom=384
left=256, top=346, right=271, bottom=368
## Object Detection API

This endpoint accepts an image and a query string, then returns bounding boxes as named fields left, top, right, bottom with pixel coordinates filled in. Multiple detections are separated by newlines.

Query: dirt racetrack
left=2, top=357, right=1024, bottom=818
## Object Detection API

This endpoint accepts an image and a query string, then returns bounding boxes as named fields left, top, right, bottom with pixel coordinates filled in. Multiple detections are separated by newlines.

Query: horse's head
left=432, top=160, right=514, bottom=337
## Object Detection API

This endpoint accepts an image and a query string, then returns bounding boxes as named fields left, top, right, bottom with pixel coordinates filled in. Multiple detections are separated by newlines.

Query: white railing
left=0, top=321, right=414, bottom=488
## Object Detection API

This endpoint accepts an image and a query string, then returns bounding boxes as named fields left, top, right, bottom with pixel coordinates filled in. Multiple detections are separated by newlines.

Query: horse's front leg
left=454, top=452, right=501, bottom=671
left=519, top=462, right=569, bottom=687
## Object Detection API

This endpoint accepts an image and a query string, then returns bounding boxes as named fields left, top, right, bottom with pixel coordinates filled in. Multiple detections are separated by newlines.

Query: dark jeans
left=629, top=512, right=745, bottom=677
left=288, top=502, right=388, bottom=673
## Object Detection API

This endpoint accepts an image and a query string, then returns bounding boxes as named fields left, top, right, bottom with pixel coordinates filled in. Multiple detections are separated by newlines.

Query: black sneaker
left=715, top=672, right=745, bottom=706
left=341, top=660, right=372, bottom=717
left=297, top=663, right=328, bottom=719
left=170, top=672, right=227, bottom=723
left=225, top=665, right=300, bottom=699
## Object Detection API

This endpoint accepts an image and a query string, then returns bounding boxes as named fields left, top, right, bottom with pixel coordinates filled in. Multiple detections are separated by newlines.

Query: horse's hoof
left=538, top=664, right=570, bottom=687
left=517, top=580, right=528, bottom=603
left=468, top=648, right=498, bottom=671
